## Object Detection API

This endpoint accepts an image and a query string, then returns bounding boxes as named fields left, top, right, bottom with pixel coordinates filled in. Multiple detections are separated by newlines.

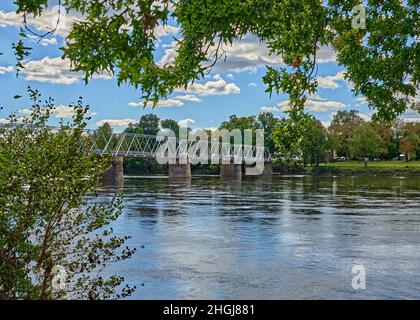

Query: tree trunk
left=364, top=157, right=368, bottom=167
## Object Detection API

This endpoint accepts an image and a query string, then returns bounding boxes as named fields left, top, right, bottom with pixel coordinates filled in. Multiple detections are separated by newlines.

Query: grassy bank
left=306, top=161, right=420, bottom=176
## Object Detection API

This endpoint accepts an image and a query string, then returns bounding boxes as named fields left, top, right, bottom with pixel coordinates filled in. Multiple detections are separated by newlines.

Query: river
left=99, top=175, right=420, bottom=299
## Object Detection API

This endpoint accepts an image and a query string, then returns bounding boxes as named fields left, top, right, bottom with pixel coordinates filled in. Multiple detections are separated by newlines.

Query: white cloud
left=28, top=34, right=58, bottom=46
left=401, top=110, right=420, bottom=123
left=316, top=71, right=346, bottom=89
left=174, top=94, right=202, bottom=102
left=178, top=118, right=195, bottom=127
left=355, top=96, right=368, bottom=106
left=209, top=37, right=284, bottom=73
left=129, top=98, right=184, bottom=108
left=0, top=7, right=78, bottom=37
left=96, top=119, right=137, bottom=128
left=280, top=99, right=346, bottom=112
left=308, top=93, right=326, bottom=101
left=159, top=37, right=336, bottom=77
left=21, top=57, right=112, bottom=84
left=248, top=82, right=258, bottom=87
left=260, top=106, right=279, bottom=113
left=0, top=65, right=13, bottom=74
left=227, top=73, right=234, bottom=79
left=176, top=76, right=240, bottom=96
left=18, top=105, right=96, bottom=119
left=154, top=24, right=179, bottom=38
left=315, top=46, right=337, bottom=63
left=0, top=7, right=175, bottom=39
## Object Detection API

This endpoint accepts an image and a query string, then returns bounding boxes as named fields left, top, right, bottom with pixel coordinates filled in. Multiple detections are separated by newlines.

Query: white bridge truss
left=1, top=124, right=272, bottom=163
left=88, top=131, right=272, bottom=163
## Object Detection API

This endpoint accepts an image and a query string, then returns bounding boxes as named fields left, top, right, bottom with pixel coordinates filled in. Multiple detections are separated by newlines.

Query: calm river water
left=100, top=175, right=420, bottom=299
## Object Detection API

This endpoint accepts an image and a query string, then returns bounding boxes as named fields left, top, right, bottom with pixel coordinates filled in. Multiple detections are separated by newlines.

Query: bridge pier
left=262, top=162, right=273, bottom=175
left=101, top=156, right=124, bottom=186
left=220, top=162, right=242, bottom=180
left=168, top=161, right=191, bottom=179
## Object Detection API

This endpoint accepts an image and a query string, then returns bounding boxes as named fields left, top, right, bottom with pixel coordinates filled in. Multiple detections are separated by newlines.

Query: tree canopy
left=10, top=0, right=419, bottom=124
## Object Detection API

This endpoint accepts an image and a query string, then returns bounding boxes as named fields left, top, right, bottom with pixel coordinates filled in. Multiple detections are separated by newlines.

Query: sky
left=0, top=2, right=419, bottom=132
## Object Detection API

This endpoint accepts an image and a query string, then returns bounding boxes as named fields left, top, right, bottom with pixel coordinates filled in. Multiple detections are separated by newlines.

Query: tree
left=93, top=122, right=114, bottom=150
left=256, top=112, right=280, bottom=155
left=0, top=89, right=136, bottom=299
left=399, top=123, right=420, bottom=161
left=370, top=122, right=392, bottom=159
left=11, top=1, right=418, bottom=127
left=124, top=114, right=160, bottom=136
left=329, top=110, right=365, bottom=159
left=219, top=115, right=257, bottom=145
left=300, top=117, right=328, bottom=167
left=161, top=118, right=180, bottom=138
left=349, top=123, right=385, bottom=167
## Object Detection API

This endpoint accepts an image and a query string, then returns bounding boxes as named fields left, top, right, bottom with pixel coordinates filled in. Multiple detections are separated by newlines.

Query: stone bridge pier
left=101, top=156, right=124, bottom=186
left=168, top=160, right=191, bottom=179
left=220, top=161, right=242, bottom=180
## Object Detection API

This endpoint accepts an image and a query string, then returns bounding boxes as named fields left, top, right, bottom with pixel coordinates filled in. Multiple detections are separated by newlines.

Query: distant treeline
left=95, top=110, right=420, bottom=173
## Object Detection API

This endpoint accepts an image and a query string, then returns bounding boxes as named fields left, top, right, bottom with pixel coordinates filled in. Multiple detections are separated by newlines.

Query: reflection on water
left=100, top=175, right=420, bottom=299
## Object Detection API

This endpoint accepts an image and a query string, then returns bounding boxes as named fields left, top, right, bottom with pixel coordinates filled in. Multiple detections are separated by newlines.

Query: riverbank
left=304, top=161, right=420, bottom=176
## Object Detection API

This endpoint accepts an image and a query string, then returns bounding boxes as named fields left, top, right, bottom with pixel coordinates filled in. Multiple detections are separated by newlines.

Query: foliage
left=160, top=118, right=180, bottom=137
left=257, top=112, right=280, bottom=154
left=125, top=114, right=160, bottom=136
left=349, top=122, right=386, bottom=166
left=272, top=111, right=312, bottom=157
left=0, top=88, right=136, bottom=299
left=399, top=123, right=420, bottom=161
left=11, top=0, right=419, bottom=138
left=300, top=117, right=328, bottom=167
left=329, top=110, right=365, bottom=158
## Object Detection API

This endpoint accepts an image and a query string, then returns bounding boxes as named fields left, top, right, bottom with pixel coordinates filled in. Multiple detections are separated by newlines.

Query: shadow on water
left=97, top=175, right=420, bottom=299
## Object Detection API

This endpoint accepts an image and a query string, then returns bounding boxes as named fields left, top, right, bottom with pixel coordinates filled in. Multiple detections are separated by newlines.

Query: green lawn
left=320, top=160, right=420, bottom=168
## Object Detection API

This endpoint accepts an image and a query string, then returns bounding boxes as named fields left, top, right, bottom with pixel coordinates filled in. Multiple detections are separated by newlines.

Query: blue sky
left=1, top=2, right=417, bottom=132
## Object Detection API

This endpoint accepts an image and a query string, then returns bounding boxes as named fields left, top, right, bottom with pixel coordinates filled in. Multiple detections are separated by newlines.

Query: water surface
left=101, top=175, right=420, bottom=299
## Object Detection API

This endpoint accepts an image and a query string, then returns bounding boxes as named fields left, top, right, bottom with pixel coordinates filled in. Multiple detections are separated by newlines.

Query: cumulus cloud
left=248, top=82, right=258, bottom=87
left=355, top=96, right=368, bottom=106
left=0, top=7, right=176, bottom=39
left=177, top=76, right=240, bottom=96
left=0, top=65, right=13, bottom=74
left=20, top=57, right=112, bottom=84
left=128, top=75, right=238, bottom=108
left=154, top=24, right=179, bottom=38
left=178, top=118, right=195, bottom=127
left=280, top=98, right=346, bottom=112
left=260, top=106, right=279, bottom=113
left=159, top=36, right=337, bottom=74
left=315, top=46, right=337, bottom=63
left=96, top=119, right=137, bottom=128
left=401, top=110, right=420, bottom=123
left=18, top=105, right=97, bottom=119
left=129, top=98, right=184, bottom=108
left=28, top=34, right=58, bottom=46
left=174, top=94, right=202, bottom=102
left=0, top=7, right=78, bottom=36
left=316, top=71, right=346, bottom=89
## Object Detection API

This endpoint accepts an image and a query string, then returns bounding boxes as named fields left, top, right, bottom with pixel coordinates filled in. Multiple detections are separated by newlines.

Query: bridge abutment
left=168, top=161, right=191, bottom=179
left=101, top=156, right=124, bottom=186
left=220, top=162, right=242, bottom=180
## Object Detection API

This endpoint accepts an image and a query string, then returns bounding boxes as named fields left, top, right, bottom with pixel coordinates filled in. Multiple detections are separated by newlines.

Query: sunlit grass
left=320, top=161, right=420, bottom=167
